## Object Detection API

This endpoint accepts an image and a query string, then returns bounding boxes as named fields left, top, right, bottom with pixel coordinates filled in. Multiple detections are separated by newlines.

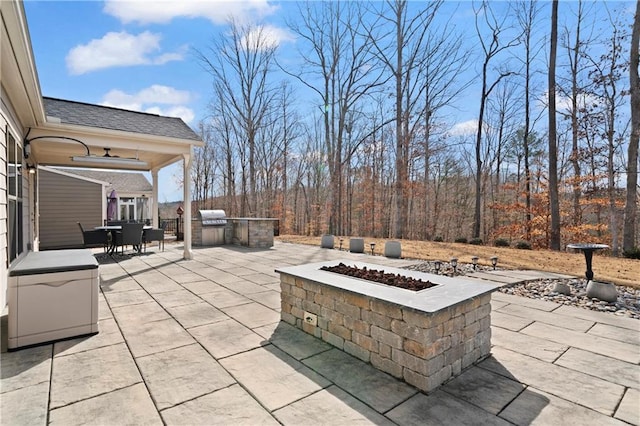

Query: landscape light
left=370, top=242, right=376, bottom=256
left=471, top=256, right=479, bottom=270
left=491, top=256, right=498, bottom=270
left=450, top=258, right=458, bottom=274
left=434, top=260, right=442, bottom=274
left=339, top=238, right=344, bottom=251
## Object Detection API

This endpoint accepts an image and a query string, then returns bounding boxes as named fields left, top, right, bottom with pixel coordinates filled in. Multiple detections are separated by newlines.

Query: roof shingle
left=43, top=97, right=200, bottom=141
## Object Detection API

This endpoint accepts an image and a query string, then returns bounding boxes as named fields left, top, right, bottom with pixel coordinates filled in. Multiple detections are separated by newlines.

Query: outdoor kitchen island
left=192, top=211, right=278, bottom=248
left=277, top=260, right=502, bottom=393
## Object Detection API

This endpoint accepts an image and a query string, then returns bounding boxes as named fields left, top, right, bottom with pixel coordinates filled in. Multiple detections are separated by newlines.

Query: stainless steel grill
left=199, top=209, right=227, bottom=225
left=197, top=209, right=227, bottom=245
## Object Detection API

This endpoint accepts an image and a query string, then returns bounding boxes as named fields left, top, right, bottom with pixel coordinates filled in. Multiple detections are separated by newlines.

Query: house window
left=118, top=196, right=148, bottom=222
left=6, top=130, right=24, bottom=263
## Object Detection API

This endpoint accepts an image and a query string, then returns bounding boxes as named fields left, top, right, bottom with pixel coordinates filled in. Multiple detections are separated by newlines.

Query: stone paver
left=303, top=348, right=418, bottom=413
left=50, top=343, right=142, bottom=409
left=165, top=301, right=228, bottom=329
left=499, top=387, right=628, bottom=426
left=103, top=289, right=155, bottom=307
left=152, top=289, right=202, bottom=308
left=200, top=288, right=253, bottom=309
left=273, top=385, right=395, bottom=425
left=189, top=318, right=266, bottom=359
left=387, top=391, right=512, bottom=426
left=490, top=310, right=533, bottom=331
left=615, top=388, right=640, bottom=425
left=0, top=345, right=51, bottom=392
left=496, top=303, right=594, bottom=332
left=522, top=321, right=640, bottom=364
left=492, top=292, right=561, bottom=312
left=442, top=366, right=526, bottom=415
left=221, top=302, right=280, bottom=329
left=118, top=318, right=195, bottom=358
left=136, top=344, right=235, bottom=410
left=555, top=347, right=640, bottom=390
left=0, top=381, right=49, bottom=426
left=1, top=241, right=637, bottom=426
left=588, top=322, right=640, bottom=345
left=160, top=384, right=278, bottom=425
left=491, top=325, right=568, bottom=362
left=220, top=345, right=331, bottom=411
left=259, top=321, right=332, bottom=360
left=481, top=346, right=625, bottom=416
left=53, top=317, right=124, bottom=357
left=49, top=383, right=162, bottom=425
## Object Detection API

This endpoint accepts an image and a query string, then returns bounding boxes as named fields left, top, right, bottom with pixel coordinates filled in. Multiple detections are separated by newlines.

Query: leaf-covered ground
left=277, top=235, right=639, bottom=288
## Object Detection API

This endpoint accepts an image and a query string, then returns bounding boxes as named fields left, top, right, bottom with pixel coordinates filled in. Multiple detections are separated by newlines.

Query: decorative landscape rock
left=552, top=282, right=572, bottom=295
left=384, top=241, right=402, bottom=258
left=277, top=260, right=501, bottom=393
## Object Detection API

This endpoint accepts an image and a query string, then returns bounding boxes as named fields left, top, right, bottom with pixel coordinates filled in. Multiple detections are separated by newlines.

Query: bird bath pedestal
left=567, top=243, right=616, bottom=302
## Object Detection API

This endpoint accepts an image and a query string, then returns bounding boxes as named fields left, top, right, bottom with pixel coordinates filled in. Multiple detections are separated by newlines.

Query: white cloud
left=449, top=119, right=478, bottom=136
left=66, top=31, right=183, bottom=75
left=101, top=85, right=195, bottom=124
left=145, top=106, right=195, bottom=124
left=103, top=0, right=279, bottom=25
left=239, top=24, right=296, bottom=50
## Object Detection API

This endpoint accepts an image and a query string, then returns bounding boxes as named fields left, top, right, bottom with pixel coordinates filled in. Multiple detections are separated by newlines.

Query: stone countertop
left=276, top=260, right=502, bottom=314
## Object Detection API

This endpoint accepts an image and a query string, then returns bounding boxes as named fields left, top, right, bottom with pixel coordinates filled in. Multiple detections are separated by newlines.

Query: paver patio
left=1, top=241, right=638, bottom=425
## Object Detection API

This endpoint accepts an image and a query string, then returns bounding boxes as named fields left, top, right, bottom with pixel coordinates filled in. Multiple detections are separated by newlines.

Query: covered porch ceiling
left=27, top=124, right=198, bottom=171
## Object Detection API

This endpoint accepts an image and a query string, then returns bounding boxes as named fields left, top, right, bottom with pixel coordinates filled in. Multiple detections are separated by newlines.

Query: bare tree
left=284, top=1, right=384, bottom=235
left=197, top=19, right=278, bottom=216
left=624, top=0, right=640, bottom=253
left=548, top=0, right=561, bottom=250
left=366, top=0, right=445, bottom=239
left=472, top=1, right=520, bottom=239
left=515, top=0, right=545, bottom=239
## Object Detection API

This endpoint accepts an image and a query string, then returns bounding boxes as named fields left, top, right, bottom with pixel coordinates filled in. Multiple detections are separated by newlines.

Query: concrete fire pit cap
left=276, top=260, right=502, bottom=314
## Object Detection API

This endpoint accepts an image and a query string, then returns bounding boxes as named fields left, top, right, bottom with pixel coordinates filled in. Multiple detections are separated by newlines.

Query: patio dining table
left=95, top=225, right=152, bottom=255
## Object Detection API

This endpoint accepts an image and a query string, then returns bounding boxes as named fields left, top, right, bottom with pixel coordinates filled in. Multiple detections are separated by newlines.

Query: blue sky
left=23, top=1, right=632, bottom=201
left=25, top=0, right=293, bottom=202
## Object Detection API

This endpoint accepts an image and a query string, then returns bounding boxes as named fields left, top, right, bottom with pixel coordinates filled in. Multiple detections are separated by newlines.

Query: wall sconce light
left=434, top=260, right=442, bottom=274
left=370, top=242, right=376, bottom=255
left=26, top=164, right=36, bottom=174
left=491, top=256, right=498, bottom=270
left=450, top=257, right=458, bottom=275
left=471, top=256, right=479, bottom=270
left=24, top=141, right=31, bottom=159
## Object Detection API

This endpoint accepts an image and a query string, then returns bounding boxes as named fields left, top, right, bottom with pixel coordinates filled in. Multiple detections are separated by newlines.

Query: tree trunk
left=624, top=2, right=640, bottom=252
left=548, top=0, right=561, bottom=250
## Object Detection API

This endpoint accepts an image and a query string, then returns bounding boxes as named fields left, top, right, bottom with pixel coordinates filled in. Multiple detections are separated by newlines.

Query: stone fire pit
left=276, top=260, right=501, bottom=393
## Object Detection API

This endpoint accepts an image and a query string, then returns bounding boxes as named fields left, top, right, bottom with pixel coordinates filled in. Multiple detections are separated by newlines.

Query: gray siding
left=39, top=169, right=103, bottom=249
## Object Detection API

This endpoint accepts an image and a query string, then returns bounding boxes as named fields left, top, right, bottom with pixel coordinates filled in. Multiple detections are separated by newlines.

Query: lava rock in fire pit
left=320, top=263, right=437, bottom=291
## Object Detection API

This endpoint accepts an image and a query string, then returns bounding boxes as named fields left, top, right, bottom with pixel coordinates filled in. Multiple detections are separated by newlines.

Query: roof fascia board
left=0, top=1, right=46, bottom=127
left=39, top=121, right=204, bottom=148
left=39, top=165, right=110, bottom=186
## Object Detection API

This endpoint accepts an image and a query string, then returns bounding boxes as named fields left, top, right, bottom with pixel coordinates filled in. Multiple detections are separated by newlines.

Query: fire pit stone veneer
left=276, top=260, right=501, bottom=393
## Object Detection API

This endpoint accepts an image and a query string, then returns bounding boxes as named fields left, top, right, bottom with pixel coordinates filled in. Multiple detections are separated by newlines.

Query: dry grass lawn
left=277, top=235, right=640, bottom=288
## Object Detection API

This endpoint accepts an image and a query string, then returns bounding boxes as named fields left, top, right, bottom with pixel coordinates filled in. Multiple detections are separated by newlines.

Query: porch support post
left=183, top=148, right=193, bottom=260
left=151, top=169, right=159, bottom=228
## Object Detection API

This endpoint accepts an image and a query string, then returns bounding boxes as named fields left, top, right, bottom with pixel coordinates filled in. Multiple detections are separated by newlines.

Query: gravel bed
left=404, top=261, right=640, bottom=320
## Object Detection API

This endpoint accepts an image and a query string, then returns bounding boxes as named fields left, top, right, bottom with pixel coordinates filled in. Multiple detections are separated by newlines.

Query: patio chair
left=143, top=224, right=165, bottom=252
left=113, top=222, right=144, bottom=254
left=77, top=222, right=109, bottom=251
